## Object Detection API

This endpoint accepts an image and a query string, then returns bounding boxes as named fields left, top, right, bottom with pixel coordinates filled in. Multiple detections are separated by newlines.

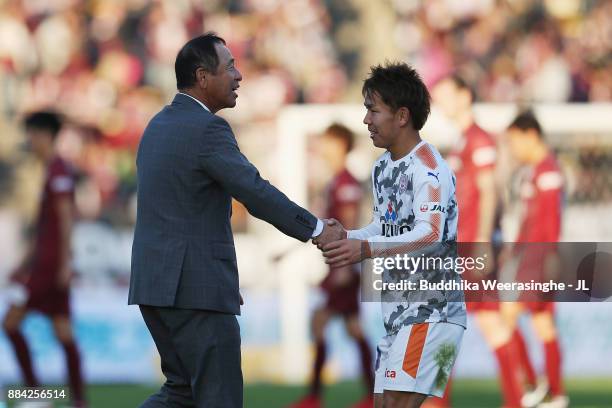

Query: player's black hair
left=362, top=62, right=431, bottom=130
left=324, top=123, right=355, bottom=152
left=175, top=32, right=226, bottom=90
left=508, top=110, right=543, bottom=138
left=23, top=111, right=62, bottom=139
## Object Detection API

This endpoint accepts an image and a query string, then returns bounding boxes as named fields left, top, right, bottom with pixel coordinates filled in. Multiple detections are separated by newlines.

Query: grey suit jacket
left=129, top=93, right=317, bottom=314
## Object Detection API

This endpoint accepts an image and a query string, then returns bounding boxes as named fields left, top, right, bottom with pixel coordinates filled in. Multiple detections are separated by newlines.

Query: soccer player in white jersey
left=321, top=63, right=466, bottom=408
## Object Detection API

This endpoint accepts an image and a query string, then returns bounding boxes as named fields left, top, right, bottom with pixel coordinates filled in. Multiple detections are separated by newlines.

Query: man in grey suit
left=129, top=33, right=343, bottom=407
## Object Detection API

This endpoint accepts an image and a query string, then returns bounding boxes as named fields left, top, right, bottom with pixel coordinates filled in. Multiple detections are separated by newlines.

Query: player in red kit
left=290, top=124, right=373, bottom=408
left=2, top=112, right=86, bottom=407
left=502, top=111, right=568, bottom=408
left=430, top=76, right=524, bottom=408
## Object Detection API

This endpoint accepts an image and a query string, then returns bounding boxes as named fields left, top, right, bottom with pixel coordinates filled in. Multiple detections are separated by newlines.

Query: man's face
left=205, top=43, right=242, bottom=111
left=26, top=128, right=53, bottom=159
left=319, top=133, right=347, bottom=169
left=362, top=91, right=399, bottom=150
left=507, top=127, right=535, bottom=163
left=432, top=79, right=469, bottom=123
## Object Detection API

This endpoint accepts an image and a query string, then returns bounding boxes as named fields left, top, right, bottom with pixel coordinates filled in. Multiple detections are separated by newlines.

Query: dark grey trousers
left=139, top=305, right=243, bottom=408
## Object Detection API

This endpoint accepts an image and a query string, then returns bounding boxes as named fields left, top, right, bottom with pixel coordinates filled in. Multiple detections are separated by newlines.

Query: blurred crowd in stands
left=0, top=0, right=610, bottom=227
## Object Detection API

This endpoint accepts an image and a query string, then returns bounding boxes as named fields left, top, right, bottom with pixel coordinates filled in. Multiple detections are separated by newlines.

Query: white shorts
left=374, top=322, right=464, bottom=397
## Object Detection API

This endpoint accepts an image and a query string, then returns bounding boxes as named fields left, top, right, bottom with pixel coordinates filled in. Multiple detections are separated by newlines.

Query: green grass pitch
left=5, top=379, right=611, bottom=407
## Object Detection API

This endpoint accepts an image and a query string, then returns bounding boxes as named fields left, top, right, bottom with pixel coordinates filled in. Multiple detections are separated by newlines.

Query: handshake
left=312, top=219, right=371, bottom=267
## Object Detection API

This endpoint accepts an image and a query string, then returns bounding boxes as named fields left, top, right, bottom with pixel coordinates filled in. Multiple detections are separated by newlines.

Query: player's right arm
left=347, top=219, right=380, bottom=240
left=323, top=163, right=450, bottom=267
left=365, top=164, right=449, bottom=255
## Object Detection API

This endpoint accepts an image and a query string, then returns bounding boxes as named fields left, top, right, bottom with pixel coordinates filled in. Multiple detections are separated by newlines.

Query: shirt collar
left=178, top=92, right=210, bottom=112
left=388, top=140, right=427, bottom=164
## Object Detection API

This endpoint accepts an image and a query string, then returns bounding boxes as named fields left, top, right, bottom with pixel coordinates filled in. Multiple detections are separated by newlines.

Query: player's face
left=432, top=79, right=470, bottom=123
left=26, top=129, right=53, bottom=159
left=507, top=128, right=533, bottom=163
left=363, top=91, right=399, bottom=150
left=432, top=79, right=457, bottom=121
left=319, top=134, right=346, bottom=170
left=205, top=43, right=242, bottom=111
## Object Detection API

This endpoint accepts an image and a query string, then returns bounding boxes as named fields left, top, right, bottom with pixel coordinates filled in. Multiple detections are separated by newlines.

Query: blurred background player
left=430, top=76, right=523, bottom=408
left=2, top=112, right=86, bottom=408
left=290, top=124, right=373, bottom=408
left=502, top=111, right=568, bottom=408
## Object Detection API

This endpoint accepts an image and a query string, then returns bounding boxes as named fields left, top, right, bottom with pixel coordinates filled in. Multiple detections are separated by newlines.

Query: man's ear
left=396, top=107, right=411, bottom=127
left=196, top=67, right=208, bottom=89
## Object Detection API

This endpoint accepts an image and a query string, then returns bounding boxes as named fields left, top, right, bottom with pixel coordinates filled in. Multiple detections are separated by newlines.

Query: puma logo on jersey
left=427, top=171, right=440, bottom=182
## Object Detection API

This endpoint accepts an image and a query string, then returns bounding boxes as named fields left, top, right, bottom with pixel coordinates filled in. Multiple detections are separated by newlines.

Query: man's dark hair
left=324, top=123, right=355, bottom=152
left=175, top=32, right=226, bottom=90
left=23, top=111, right=62, bottom=139
left=362, top=62, right=431, bottom=130
left=508, top=109, right=543, bottom=137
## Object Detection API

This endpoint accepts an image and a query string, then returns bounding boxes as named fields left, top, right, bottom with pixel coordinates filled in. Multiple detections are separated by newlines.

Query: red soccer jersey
left=321, top=168, right=362, bottom=294
left=31, top=156, right=76, bottom=276
left=447, top=123, right=497, bottom=242
left=325, top=168, right=362, bottom=221
left=517, top=152, right=563, bottom=242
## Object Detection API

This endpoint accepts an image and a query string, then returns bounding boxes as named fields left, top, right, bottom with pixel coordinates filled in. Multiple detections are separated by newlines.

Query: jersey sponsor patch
left=419, top=202, right=446, bottom=213
left=384, top=201, right=398, bottom=222
left=381, top=223, right=411, bottom=237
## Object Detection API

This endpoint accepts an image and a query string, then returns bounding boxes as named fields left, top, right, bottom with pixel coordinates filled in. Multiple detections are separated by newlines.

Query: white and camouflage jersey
left=348, top=141, right=466, bottom=335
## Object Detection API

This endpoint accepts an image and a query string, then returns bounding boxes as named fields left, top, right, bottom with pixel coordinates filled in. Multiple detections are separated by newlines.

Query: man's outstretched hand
left=313, top=218, right=346, bottom=249
left=322, top=239, right=370, bottom=267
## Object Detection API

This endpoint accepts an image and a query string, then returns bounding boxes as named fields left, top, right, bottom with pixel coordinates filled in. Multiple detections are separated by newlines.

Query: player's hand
left=313, top=218, right=346, bottom=249
left=10, top=265, right=31, bottom=285
left=323, top=239, right=367, bottom=267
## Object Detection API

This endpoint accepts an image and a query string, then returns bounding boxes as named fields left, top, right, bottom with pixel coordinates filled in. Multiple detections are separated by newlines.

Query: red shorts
left=321, top=272, right=360, bottom=316
left=25, top=269, right=71, bottom=316
left=466, top=301, right=499, bottom=313
left=26, top=293, right=70, bottom=316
